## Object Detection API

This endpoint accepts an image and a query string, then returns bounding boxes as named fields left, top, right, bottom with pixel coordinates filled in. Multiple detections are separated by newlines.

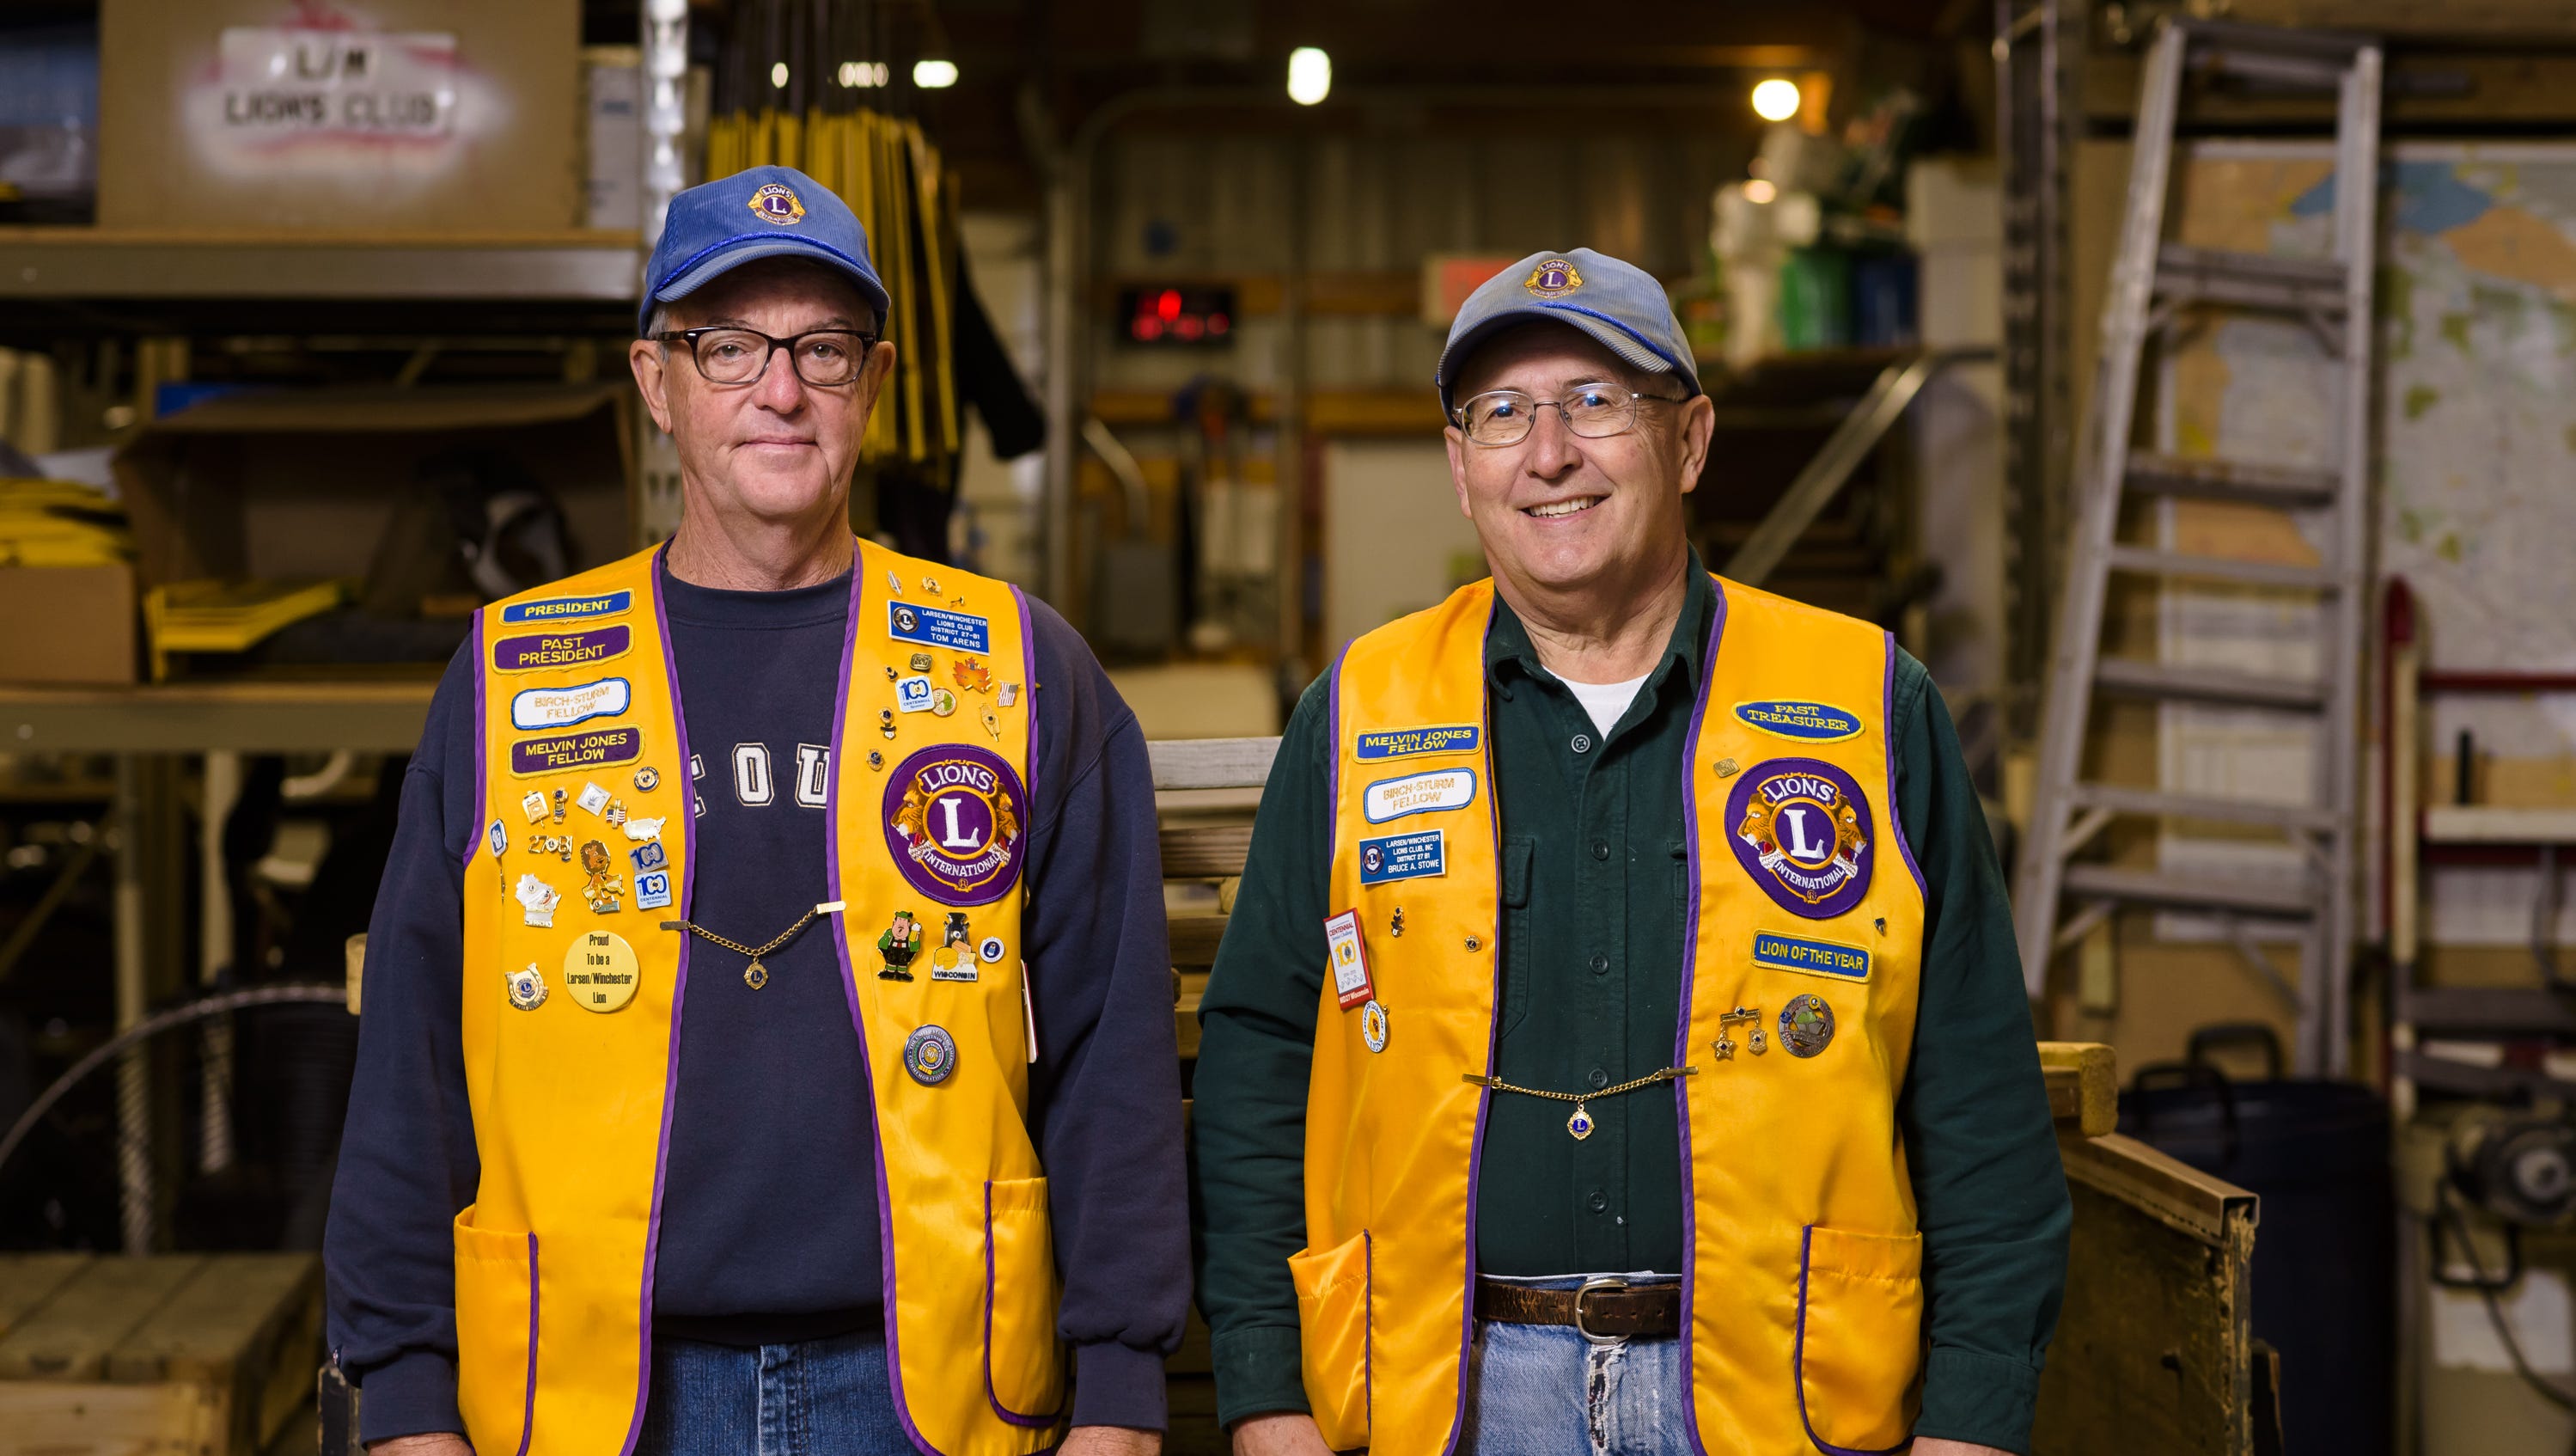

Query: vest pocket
left=984, top=1177, right=1069, bottom=1424
left=452, top=1206, right=538, bottom=1456
left=1286, top=1230, right=1370, bottom=1451
left=1793, top=1224, right=1924, bottom=1455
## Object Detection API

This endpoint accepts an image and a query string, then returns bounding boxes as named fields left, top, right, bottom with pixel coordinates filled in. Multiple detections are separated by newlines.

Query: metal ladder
left=2012, top=18, right=2382, bottom=1075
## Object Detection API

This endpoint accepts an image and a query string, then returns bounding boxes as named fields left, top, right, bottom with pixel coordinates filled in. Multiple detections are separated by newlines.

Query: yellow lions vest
left=455, top=539, right=1065, bottom=1456
left=1295, top=575, right=1928, bottom=1455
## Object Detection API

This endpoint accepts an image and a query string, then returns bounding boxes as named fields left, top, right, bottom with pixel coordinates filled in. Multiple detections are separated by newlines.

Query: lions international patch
left=1523, top=257, right=1583, bottom=297
left=748, top=181, right=806, bottom=226
left=1726, top=757, right=1873, bottom=920
left=884, top=744, right=1026, bottom=906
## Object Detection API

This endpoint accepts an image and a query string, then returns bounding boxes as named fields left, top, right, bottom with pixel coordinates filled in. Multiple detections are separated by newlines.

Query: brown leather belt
left=1474, top=1277, right=1681, bottom=1342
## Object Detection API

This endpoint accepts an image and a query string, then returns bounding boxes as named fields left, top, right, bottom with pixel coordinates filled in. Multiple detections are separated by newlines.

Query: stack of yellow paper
left=0, top=478, right=131, bottom=568
left=143, top=578, right=354, bottom=681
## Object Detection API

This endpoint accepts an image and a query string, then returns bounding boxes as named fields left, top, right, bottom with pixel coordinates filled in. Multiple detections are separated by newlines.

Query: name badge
left=888, top=599, right=991, bottom=653
left=1358, top=829, right=1445, bottom=885
left=1324, top=908, right=1374, bottom=1010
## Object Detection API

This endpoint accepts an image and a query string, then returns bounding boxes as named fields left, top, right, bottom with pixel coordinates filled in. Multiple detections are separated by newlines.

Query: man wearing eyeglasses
left=1193, top=249, right=2068, bottom=1455
left=327, top=167, right=1186, bottom=1456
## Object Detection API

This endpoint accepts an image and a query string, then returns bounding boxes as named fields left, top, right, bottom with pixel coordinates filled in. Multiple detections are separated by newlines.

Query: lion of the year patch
left=1726, top=757, right=1873, bottom=920
left=884, top=744, right=1026, bottom=906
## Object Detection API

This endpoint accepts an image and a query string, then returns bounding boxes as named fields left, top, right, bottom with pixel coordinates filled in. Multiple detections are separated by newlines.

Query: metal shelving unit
left=0, top=229, right=643, bottom=303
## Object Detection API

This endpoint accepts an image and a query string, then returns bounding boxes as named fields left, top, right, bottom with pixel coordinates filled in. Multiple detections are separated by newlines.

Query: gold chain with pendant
left=1462, top=1065, right=1697, bottom=1141
left=660, top=901, right=840, bottom=990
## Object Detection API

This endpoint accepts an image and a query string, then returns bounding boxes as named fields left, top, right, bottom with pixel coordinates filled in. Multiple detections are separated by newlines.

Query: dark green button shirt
left=1190, top=562, right=2072, bottom=1453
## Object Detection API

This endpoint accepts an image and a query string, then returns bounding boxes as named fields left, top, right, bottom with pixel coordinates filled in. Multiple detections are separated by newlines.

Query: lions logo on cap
left=1523, top=257, right=1583, bottom=297
left=748, top=182, right=807, bottom=226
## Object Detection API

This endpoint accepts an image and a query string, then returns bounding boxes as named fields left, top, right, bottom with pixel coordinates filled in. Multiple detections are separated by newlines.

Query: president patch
left=1752, top=930, right=1871, bottom=982
left=495, top=625, right=631, bottom=673
left=885, top=744, right=1025, bottom=905
left=1733, top=699, right=1863, bottom=743
left=888, top=599, right=991, bottom=654
left=1727, top=758, right=1872, bottom=920
left=502, top=590, right=630, bottom=625
left=1357, top=829, right=1445, bottom=885
left=1353, top=725, right=1480, bottom=761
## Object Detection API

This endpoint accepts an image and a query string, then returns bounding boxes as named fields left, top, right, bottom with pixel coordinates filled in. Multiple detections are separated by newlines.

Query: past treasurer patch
left=1733, top=699, right=1862, bottom=743
left=884, top=744, right=1026, bottom=906
left=1727, top=757, right=1873, bottom=920
left=1752, top=930, right=1871, bottom=981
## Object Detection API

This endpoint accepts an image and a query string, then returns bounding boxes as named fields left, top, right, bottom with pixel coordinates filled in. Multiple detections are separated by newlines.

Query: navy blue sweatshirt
left=324, top=563, right=1188, bottom=1443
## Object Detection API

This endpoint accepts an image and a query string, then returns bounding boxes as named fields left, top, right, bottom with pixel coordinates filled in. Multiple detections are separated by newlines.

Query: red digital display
left=1119, top=285, right=1235, bottom=346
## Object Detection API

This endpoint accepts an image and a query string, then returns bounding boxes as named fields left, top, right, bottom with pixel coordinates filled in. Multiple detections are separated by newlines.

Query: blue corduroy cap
left=638, top=166, right=893, bottom=335
left=1435, top=248, right=1700, bottom=418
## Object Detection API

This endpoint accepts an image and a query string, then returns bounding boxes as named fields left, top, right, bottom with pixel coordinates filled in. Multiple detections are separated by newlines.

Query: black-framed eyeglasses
left=1452, top=386, right=1676, bottom=447
left=654, top=327, right=879, bottom=387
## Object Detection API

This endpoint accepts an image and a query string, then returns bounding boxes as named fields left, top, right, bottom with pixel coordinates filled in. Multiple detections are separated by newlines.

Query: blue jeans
left=636, top=1330, right=916, bottom=1456
left=1462, top=1274, right=1694, bottom=1456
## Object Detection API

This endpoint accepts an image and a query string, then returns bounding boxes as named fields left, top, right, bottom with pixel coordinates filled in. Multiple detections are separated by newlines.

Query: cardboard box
left=113, top=382, right=634, bottom=611
left=98, top=0, right=582, bottom=234
left=0, top=562, right=137, bottom=684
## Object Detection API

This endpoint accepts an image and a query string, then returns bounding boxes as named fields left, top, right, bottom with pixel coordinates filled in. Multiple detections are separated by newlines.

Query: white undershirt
left=1560, top=673, right=1651, bottom=737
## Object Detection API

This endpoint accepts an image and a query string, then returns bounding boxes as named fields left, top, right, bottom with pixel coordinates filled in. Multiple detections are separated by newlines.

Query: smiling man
left=1192, top=249, right=2069, bottom=1455
left=326, top=167, right=1186, bottom=1456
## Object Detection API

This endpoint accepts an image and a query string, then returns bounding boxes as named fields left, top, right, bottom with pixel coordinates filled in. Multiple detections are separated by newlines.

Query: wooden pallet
left=0, top=1253, right=321, bottom=1456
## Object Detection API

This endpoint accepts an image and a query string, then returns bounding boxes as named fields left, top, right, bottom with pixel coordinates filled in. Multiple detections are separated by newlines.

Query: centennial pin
left=1360, top=999, right=1389, bottom=1053
left=904, top=1025, right=958, bottom=1086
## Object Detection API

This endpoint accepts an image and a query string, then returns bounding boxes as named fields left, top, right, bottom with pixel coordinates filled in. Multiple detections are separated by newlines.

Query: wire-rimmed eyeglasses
left=1451, top=386, right=1677, bottom=448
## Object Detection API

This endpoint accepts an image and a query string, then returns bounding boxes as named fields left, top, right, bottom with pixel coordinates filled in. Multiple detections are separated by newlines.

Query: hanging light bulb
left=913, top=58, right=958, bottom=89
left=771, top=61, right=790, bottom=90
left=1287, top=47, right=1331, bottom=107
left=1750, top=77, right=1801, bottom=122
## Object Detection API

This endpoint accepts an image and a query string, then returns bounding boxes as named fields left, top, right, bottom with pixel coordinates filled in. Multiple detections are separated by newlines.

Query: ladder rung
left=2156, top=244, right=2349, bottom=312
left=2060, top=864, right=2316, bottom=918
left=2124, top=451, right=2340, bottom=509
left=2103, top=544, right=2341, bottom=591
left=2094, top=658, right=2326, bottom=710
left=2182, top=17, right=2376, bottom=60
left=2066, top=781, right=2342, bottom=834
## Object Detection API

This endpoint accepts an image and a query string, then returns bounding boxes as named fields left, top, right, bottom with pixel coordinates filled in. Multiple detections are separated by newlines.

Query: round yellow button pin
left=564, top=929, right=642, bottom=1013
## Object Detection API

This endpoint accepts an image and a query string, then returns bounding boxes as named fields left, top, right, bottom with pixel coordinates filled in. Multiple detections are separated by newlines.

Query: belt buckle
left=1572, top=1276, right=1630, bottom=1345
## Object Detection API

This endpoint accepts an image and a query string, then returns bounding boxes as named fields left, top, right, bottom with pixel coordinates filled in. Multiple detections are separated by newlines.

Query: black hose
left=0, top=985, right=348, bottom=1183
